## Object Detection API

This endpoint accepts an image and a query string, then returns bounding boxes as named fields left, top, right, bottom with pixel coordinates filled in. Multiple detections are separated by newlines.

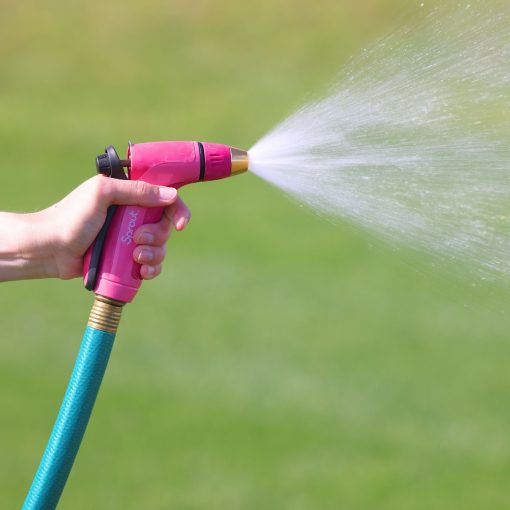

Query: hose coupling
left=88, top=294, right=125, bottom=333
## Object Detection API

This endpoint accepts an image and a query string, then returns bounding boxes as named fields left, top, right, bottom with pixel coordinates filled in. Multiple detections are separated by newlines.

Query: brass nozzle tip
left=230, top=147, right=249, bottom=176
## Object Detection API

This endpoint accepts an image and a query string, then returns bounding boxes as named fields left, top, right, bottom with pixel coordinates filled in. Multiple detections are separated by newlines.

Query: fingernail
left=159, top=187, right=177, bottom=201
left=138, top=248, right=153, bottom=263
left=176, top=216, right=190, bottom=231
left=145, top=266, right=156, bottom=277
left=138, top=232, right=155, bottom=244
left=176, top=218, right=185, bottom=230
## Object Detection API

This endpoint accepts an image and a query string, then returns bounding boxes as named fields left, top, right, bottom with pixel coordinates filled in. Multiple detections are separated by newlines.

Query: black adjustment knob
left=96, top=153, right=112, bottom=176
left=95, top=145, right=127, bottom=180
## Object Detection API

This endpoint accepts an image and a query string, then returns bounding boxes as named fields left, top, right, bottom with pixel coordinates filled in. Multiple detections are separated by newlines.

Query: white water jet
left=249, top=1, right=510, bottom=282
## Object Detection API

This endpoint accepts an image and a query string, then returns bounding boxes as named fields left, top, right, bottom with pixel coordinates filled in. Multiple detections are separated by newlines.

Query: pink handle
left=89, top=205, right=163, bottom=302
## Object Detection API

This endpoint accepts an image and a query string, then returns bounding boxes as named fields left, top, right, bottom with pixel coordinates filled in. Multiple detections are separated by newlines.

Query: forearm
left=0, top=211, right=57, bottom=281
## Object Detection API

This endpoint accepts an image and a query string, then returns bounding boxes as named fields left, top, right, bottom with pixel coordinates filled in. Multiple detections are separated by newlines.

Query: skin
left=0, top=175, right=190, bottom=282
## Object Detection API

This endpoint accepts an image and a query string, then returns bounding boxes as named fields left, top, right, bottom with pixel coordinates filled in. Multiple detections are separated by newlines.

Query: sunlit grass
left=1, top=1, right=510, bottom=508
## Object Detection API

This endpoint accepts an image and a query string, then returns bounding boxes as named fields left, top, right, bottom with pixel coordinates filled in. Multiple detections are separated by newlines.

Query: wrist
left=0, top=210, right=60, bottom=281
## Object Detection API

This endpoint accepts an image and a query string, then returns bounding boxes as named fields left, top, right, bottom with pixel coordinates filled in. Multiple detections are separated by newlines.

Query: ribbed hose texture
left=22, top=326, right=116, bottom=510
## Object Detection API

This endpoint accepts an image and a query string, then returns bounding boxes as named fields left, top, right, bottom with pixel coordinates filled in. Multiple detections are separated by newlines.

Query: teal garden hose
left=22, top=296, right=124, bottom=510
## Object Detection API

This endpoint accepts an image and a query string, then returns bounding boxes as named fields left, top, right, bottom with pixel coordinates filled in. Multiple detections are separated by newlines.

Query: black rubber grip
left=84, top=205, right=117, bottom=290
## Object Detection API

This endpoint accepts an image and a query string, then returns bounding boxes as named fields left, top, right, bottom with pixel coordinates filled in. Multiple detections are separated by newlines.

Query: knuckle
left=135, top=180, right=149, bottom=196
left=159, top=225, right=171, bottom=241
left=90, top=174, right=103, bottom=194
left=90, top=175, right=108, bottom=204
left=163, top=207, right=174, bottom=223
left=155, top=246, right=166, bottom=263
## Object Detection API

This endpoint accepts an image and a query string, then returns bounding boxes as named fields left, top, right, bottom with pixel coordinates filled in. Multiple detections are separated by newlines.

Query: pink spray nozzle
left=84, top=141, right=248, bottom=303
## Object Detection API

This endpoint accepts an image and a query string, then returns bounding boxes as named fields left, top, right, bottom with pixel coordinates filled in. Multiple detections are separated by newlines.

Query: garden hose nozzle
left=83, top=141, right=248, bottom=303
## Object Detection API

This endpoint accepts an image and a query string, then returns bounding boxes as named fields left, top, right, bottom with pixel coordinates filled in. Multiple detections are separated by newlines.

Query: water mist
left=249, top=1, right=510, bottom=283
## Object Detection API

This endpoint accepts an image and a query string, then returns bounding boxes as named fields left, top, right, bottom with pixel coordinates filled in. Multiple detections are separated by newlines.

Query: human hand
left=0, top=176, right=190, bottom=282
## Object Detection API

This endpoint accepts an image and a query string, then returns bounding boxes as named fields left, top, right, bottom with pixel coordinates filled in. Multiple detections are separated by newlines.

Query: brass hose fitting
left=88, top=294, right=125, bottom=333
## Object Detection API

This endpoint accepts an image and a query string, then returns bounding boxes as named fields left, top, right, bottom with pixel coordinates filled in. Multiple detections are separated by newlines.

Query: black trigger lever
left=84, top=145, right=128, bottom=291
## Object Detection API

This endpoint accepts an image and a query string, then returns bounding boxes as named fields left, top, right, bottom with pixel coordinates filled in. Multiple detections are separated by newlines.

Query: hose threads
left=88, top=295, right=125, bottom=333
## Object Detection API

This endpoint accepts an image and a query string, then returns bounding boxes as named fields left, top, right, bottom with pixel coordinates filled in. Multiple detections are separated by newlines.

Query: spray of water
left=249, top=1, right=510, bottom=283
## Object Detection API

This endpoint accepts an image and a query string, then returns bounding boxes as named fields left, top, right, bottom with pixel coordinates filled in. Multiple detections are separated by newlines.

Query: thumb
left=101, top=177, right=178, bottom=208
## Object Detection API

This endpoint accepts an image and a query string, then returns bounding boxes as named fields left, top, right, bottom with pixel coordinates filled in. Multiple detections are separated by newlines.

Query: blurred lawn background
left=1, top=0, right=510, bottom=508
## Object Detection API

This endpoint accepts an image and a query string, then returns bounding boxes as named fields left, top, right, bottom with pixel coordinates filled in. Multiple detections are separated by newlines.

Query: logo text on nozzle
left=121, top=209, right=140, bottom=244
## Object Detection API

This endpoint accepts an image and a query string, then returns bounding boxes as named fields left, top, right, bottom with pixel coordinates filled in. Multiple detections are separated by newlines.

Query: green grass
left=1, top=0, right=510, bottom=508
